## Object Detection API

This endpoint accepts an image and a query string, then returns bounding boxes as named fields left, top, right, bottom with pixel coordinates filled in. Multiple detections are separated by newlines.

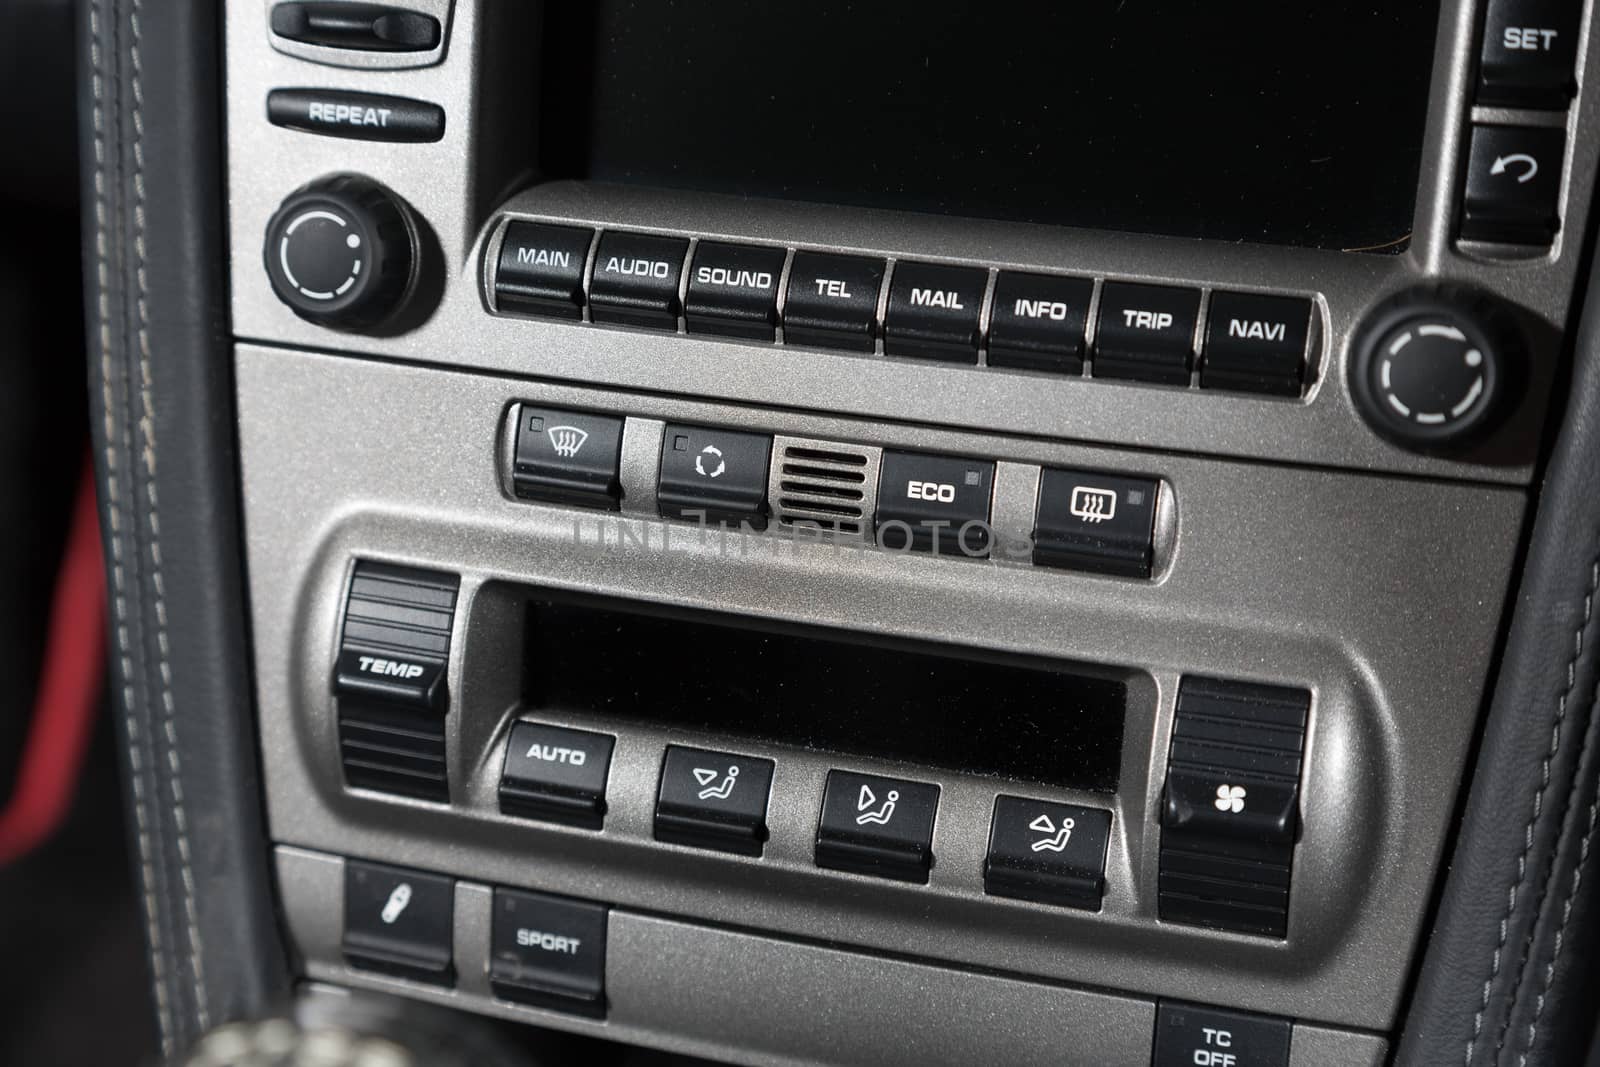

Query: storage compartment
left=520, top=591, right=1126, bottom=792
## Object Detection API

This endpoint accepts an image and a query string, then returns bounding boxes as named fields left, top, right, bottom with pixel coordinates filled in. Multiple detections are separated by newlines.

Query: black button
left=1478, top=0, right=1581, bottom=107
left=1153, top=1002, right=1291, bottom=1067
left=343, top=860, right=454, bottom=985
left=984, top=796, right=1111, bottom=910
left=589, top=232, right=690, bottom=329
left=987, top=272, right=1093, bottom=374
left=883, top=261, right=987, bottom=363
left=499, top=722, right=615, bottom=829
left=654, top=746, right=776, bottom=856
left=1093, top=282, right=1200, bottom=385
left=875, top=451, right=994, bottom=557
left=270, top=3, right=441, bottom=52
left=1460, top=125, right=1565, bottom=245
left=783, top=252, right=886, bottom=352
left=1163, top=769, right=1298, bottom=847
left=658, top=424, right=772, bottom=529
left=685, top=242, right=787, bottom=341
left=490, top=888, right=607, bottom=1017
left=1032, top=469, right=1159, bottom=578
left=267, top=89, right=445, bottom=142
left=494, top=222, right=594, bottom=320
left=1201, top=293, right=1313, bottom=397
left=815, top=770, right=939, bottom=883
left=334, top=647, right=446, bottom=711
left=512, top=406, right=624, bottom=510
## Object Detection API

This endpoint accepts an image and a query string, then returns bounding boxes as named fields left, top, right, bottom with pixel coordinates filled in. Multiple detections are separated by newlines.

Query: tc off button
left=875, top=450, right=995, bottom=557
left=1153, top=1001, right=1290, bottom=1067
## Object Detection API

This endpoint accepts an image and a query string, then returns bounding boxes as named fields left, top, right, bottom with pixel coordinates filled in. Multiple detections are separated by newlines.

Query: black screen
left=522, top=593, right=1127, bottom=792
left=538, top=2, right=1440, bottom=250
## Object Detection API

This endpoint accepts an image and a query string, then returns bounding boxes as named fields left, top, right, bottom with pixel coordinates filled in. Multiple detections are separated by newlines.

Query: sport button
left=655, top=746, right=776, bottom=856
left=815, top=770, right=940, bottom=883
left=511, top=405, right=624, bottom=510
left=490, top=888, right=608, bottom=1017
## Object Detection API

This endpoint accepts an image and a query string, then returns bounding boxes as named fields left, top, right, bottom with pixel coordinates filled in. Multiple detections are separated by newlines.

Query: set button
left=1477, top=0, right=1581, bottom=108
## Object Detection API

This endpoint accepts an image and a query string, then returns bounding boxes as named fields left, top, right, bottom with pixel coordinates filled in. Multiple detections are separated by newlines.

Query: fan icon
left=1214, top=784, right=1248, bottom=814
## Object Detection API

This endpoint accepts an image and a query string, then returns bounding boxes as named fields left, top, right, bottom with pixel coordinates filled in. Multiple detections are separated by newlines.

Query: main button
left=589, top=231, right=690, bottom=329
left=987, top=272, right=1094, bottom=374
left=1033, top=469, right=1158, bottom=578
left=1201, top=292, right=1313, bottom=396
left=816, top=770, right=940, bottom=883
left=984, top=796, right=1111, bottom=910
left=343, top=859, right=454, bottom=985
left=883, top=261, right=987, bottom=363
left=783, top=252, right=887, bottom=352
left=1460, top=125, right=1565, bottom=245
left=511, top=405, right=624, bottom=510
left=499, top=722, right=615, bottom=830
left=685, top=241, right=787, bottom=341
left=655, top=746, right=776, bottom=856
left=494, top=222, right=594, bottom=320
left=658, top=424, right=773, bottom=528
left=1093, top=281, right=1200, bottom=385
left=1478, top=0, right=1581, bottom=108
left=1153, top=1001, right=1291, bottom=1067
left=490, top=888, right=608, bottom=1017
left=875, top=450, right=995, bottom=557
left=267, top=89, right=444, bottom=142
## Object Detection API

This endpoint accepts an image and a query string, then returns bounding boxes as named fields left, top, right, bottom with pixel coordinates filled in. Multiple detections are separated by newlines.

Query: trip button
left=883, top=261, right=988, bottom=363
left=658, top=424, right=773, bottom=528
left=1201, top=292, right=1313, bottom=397
left=1093, top=281, right=1200, bottom=385
left=1478, top=0, right=1580, bottom=108
left=499, top=722, right=615, bottom=830
left=1033, top=469, right=1159, bottom=578
left=875, top=451, right=995, bottom=557
left=685, top=241, right=786, bottom=341
left=1460, top=125, right=1565, bottom=245
left=987, top=272, right=1094, bottom=374
left=490, top=888, right=607, bottom=1017
left=511, top=405, right=624, bottom=510
left=589, top=231, right=690, bottom=329
left=494, top=222, right=594, bottom=320
left=816, top=770, right=940, bottom=883
left=1153, top=1002, right=1291, bottom=1067
left=655, top=746, right=776, bottom=856
left=783, top=252, right=887, bottom=352
left=984, top=796, right=1111, bottom=910
left=343, top=860, right=454, bottom=986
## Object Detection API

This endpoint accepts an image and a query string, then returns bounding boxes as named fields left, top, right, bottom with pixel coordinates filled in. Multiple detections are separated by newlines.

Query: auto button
left=498, top=722, right=615, bottom=829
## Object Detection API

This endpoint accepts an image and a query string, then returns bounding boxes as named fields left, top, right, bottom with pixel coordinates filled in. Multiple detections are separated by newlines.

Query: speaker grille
left=767, top=436, right=883, bottom=539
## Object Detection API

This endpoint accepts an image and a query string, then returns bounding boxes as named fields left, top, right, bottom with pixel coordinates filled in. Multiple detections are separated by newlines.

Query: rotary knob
left=263, top=174, right=419, bottom=331
left=1349, top=287, right=1520, bottom=452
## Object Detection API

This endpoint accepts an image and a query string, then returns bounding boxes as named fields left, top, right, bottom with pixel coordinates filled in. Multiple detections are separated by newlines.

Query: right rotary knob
left=1349, top=287, right=1521, bottom=453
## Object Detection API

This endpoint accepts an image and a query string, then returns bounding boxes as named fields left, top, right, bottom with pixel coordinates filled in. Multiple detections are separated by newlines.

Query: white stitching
left=1517, top=674, right=1600, bottom=1066
left=91, top=2, right=175, bottom=1056
left=1468, top=560, right=1600, bottom=1064
left=129, top=0, right=210, bottom=1033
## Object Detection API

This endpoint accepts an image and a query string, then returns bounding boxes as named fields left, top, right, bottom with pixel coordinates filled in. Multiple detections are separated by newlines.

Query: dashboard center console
left=220, top=1, right=1599, bottom=1063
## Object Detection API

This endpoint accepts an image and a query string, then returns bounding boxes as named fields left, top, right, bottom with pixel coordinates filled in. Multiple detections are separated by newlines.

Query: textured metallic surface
left=278, top=846, right=1157, bottom=1066
left=239, top=344, right=1522, bottom=1031
left=224, top=0, right=1600, bottom=484
left=1289, top=1023, right=1389, bottom=1067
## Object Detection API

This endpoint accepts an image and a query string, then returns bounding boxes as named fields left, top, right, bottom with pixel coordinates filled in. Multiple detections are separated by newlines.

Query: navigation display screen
left=537, top=2, right=1441, bottom=251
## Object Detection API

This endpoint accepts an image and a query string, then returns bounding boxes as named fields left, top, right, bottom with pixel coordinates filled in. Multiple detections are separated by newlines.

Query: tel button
left=1153, top=1001, right=1291, bottom=1067
left=490, top=888, right=608, bottom=1017
left=498, top=722, right=615, bottom=830
left=875, top=450, right=996, bottom=557
left=783, top=251, right=887, bottom=352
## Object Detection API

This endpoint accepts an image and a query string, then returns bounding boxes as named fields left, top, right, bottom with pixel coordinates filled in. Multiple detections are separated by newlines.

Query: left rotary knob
left=263, top=174, right=419, bottom=331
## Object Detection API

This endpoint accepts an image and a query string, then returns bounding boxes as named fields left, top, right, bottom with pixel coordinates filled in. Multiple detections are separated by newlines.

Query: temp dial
left=263, top=174, right=417, bottom=331
left=1349, top=288, right=1519, bottom=452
